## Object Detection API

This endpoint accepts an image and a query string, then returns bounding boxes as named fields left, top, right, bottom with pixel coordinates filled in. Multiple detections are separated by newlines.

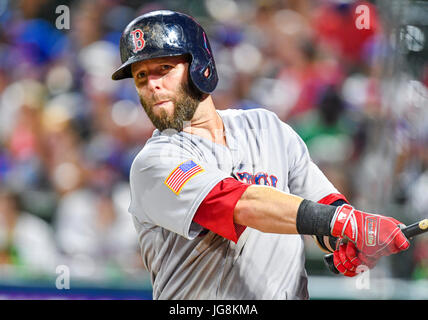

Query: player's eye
left=136, top=71, right=146, bottom=79
left=160, top=64, right=173, bottom=71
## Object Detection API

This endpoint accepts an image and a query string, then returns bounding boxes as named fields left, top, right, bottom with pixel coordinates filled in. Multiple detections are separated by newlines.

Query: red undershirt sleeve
left=317, top=193, right=349, bottom=205
left=193, top=177, right=250, bottom=243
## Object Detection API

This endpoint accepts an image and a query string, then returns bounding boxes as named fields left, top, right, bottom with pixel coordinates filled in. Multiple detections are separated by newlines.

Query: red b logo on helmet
left=131, top=29, right=145, bottom=53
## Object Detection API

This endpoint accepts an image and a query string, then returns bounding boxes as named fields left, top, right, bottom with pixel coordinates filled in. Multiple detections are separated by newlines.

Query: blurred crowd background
left=0, top=0, right=427, bottom=299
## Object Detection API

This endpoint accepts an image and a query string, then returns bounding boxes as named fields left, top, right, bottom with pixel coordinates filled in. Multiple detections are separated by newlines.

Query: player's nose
left=147, top=74, right=163, bottom=92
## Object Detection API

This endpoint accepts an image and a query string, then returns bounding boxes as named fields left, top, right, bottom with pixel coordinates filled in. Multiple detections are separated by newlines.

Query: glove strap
left=330, top=204, right=355, bottom=239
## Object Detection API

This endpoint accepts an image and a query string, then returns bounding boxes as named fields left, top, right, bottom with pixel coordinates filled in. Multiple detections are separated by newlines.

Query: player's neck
left=183, top=95, right=226, bottom=146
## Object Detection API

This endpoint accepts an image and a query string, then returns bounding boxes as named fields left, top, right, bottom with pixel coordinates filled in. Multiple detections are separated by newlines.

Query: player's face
left=131, top=55, right=200, bottom=132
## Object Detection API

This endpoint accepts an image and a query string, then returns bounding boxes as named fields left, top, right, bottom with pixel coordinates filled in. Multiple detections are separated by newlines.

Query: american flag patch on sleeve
left=164, top=160, right=204, bottom=195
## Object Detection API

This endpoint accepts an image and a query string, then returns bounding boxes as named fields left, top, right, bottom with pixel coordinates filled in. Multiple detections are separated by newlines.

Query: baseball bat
left=323, top=218, right=428, bottom=275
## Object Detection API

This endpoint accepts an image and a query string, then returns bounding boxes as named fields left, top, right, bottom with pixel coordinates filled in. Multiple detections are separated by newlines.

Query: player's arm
left=233, top=185, right=329, bottom=236
left=233, top=185, right=302, bottom=234
left=193, top=177, right=409, bottom=273
left=194, top=178, right=339, bottom=238
left=234, top=184, right=409, bottom=257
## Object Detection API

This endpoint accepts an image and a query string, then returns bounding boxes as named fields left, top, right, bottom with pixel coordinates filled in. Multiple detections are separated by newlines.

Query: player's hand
left=333, top=240, right=360, bottom=277
left=333, top=239, right=380, bottom=277
left=330, top=205, right=410, bottom=259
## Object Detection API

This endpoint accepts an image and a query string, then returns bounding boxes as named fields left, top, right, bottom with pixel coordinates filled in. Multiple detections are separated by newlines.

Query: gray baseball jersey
left=129, top=108, right=341, bottom=299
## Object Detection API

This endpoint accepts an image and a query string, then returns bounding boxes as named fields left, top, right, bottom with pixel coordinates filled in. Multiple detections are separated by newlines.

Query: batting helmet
left=111, top=10, right=218, bottom=94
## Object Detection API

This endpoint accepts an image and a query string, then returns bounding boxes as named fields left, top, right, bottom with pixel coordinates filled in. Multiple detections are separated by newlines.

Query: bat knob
left=323, top=253, right=339, bottom=275
left=419, top=219, right=428, bottom=231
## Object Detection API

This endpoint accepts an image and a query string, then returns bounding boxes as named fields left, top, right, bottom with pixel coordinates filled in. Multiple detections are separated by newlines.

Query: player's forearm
left=234, top=185, right=303, bottom=234
left=234, top=185, right=337, bottom=236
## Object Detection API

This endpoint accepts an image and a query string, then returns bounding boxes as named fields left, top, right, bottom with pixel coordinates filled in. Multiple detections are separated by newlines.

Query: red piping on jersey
left=317, top=193, right=349, bottom=205
left=193, top=178, right=250, bottom=243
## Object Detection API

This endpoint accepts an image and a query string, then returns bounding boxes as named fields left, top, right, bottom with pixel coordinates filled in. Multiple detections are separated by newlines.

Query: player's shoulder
left=219, top=107, right=278, bottom=118
left=219, top=107, right=282, bottom=126
left=130, top=133, right=187, bottom=172
left=219, top=107, right=295, bottom=133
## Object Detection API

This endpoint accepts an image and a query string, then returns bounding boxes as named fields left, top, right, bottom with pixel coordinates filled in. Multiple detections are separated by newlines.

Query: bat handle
left=323, top=253, right=339, bottom=274
left=403, top=219, right=428, bottom=239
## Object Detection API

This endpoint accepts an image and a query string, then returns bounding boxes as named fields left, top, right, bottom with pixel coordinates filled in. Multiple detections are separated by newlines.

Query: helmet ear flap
left=187, top=72, right=204, bottom=101
left=188, top=50, right=218, bottom=94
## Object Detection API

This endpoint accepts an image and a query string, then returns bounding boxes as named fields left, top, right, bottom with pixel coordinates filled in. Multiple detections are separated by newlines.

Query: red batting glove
left=357, top=252, right=379, bottom=270
left=333, top=240, right=360, bottom=277
left=333, top=239, right=380, bottom=277
left=331, top=205, right=410, bottom=259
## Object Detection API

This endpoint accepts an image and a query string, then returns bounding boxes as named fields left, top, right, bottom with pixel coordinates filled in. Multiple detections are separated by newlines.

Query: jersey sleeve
left=193, top=177, right=250, bottom=243
left=128, top=140, right=230, bottom=239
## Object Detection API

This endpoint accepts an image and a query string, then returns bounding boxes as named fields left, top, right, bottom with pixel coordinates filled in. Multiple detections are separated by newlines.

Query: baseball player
left=112, top=10, right=410, bottom=299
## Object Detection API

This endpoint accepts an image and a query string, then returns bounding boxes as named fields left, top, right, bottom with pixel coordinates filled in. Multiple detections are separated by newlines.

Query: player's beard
left=139, top=81, right=201, bottom=132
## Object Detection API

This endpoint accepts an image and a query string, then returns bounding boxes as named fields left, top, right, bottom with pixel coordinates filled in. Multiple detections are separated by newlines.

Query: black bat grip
left=403, top=219, right=428, bottom=239
left=323, top=218, right=428, bottom=275
left=323, top=253, right=339, bottom=274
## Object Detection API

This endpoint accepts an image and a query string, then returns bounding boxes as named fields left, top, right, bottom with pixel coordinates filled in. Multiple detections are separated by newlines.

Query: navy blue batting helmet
left=111, top=10, right=218, bottom=94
